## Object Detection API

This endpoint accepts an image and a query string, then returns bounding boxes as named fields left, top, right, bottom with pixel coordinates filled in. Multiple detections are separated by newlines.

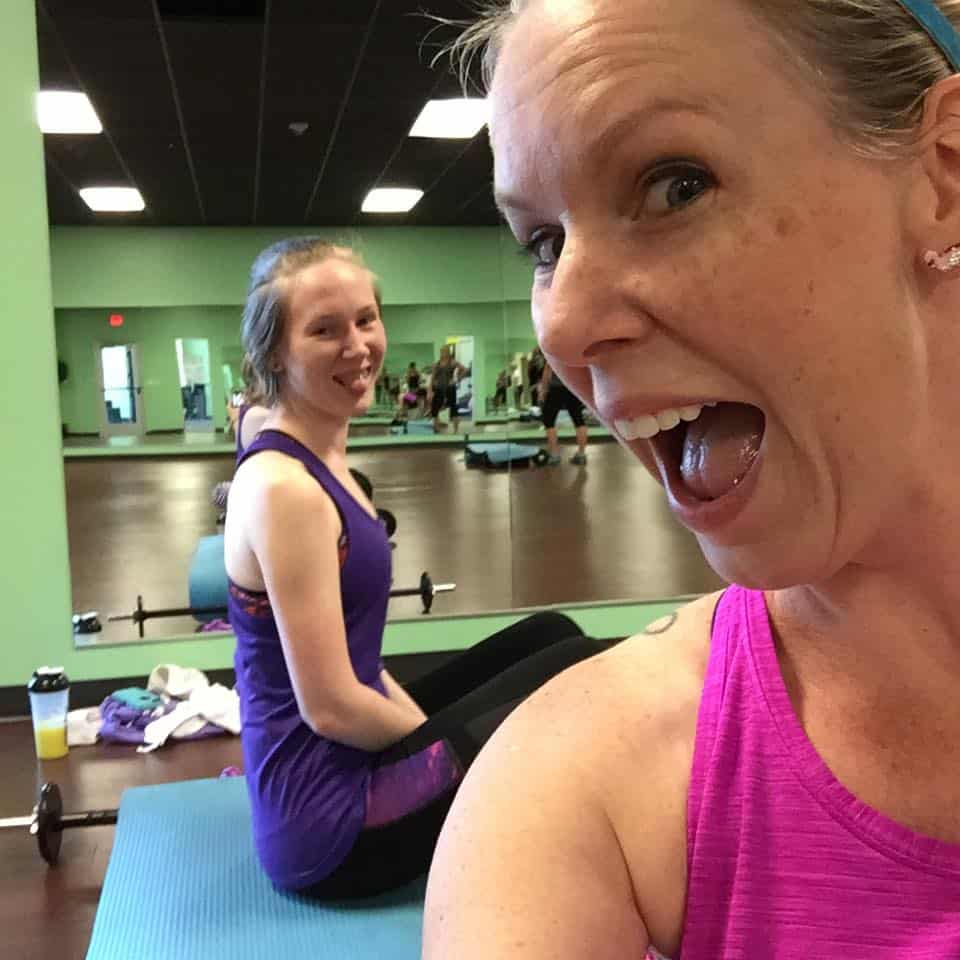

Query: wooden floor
left=0, top=719, right=243, bottom=960
left=64, top=440, right=724, bottom=644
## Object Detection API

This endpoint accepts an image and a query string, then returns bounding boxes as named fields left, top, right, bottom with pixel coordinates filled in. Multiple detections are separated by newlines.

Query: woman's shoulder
left=526, top=591, right=718, bottom=758
left=464, top=591, right=720, bottom=827
left=426, top=593, right=721, bottom=956
left=233, top=450, right=330, bottom=516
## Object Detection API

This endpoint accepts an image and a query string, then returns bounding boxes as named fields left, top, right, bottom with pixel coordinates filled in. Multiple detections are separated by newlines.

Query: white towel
left=147, top=664, right=210, bottom=700
left=138, top=683, right=241, bottom=754
left=67, top=706, right=102, bottom=746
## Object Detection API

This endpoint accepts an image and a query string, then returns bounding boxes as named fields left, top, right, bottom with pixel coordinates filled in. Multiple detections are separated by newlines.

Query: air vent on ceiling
left=157, top=0, right=265, bottom=21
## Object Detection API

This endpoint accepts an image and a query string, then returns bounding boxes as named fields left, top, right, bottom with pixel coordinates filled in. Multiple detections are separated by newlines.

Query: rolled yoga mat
left=86, top=777, right=425, bottom=960
left=188, top=534, right=228, bottom=622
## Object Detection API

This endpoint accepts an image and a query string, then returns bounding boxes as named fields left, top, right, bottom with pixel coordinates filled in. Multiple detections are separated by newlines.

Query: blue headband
left=896, top=0, right=960, bottom=71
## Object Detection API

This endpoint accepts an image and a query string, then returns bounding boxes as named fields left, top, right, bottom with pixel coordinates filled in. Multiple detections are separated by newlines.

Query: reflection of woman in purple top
left=224, top=237, right=607, bottom=898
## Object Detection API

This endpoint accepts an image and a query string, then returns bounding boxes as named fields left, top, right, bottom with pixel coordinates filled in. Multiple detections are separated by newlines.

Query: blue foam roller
left=85, top=777, right=425, bottom=960
left=188, top=534, right=229, bottom=620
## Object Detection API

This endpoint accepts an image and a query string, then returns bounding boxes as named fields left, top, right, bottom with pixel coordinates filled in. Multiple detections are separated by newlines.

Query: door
left=97, top=344, right=145, bottom=439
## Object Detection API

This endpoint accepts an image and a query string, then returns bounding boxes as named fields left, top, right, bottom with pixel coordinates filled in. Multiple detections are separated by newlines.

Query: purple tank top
left=229, top=430, right=393, bottom=889
left=681, top=585, right=960, bottom=957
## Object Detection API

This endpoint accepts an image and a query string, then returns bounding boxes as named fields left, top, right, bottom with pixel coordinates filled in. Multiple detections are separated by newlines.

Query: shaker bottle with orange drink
left=27, top=667, right=70, bottom=759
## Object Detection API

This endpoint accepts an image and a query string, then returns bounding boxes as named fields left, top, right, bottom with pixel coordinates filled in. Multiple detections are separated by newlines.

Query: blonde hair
left=453, top=0, right=960, bottom=158
left=240, top=238, right=381, bottom=406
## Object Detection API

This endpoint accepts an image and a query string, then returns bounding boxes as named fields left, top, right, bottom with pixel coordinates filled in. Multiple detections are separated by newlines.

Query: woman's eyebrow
left=494, top=97, right=713, bottom=216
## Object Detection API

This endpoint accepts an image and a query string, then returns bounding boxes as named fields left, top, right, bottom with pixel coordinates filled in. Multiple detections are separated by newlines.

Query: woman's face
left=491, top=0, right=931, bottom=588
left=276, top=258, right=385, bottom=420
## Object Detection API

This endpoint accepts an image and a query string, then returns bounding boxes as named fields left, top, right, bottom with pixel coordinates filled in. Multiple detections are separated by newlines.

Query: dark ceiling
left=36, top=0, right=500, bottom=228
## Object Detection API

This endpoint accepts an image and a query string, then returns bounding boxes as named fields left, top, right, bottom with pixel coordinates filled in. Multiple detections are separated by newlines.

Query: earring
left=923, top=244, right=960, bottom=272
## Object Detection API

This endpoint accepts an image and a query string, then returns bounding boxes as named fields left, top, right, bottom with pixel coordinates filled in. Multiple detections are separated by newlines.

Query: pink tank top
left=679, top=585, right=960, bottom=958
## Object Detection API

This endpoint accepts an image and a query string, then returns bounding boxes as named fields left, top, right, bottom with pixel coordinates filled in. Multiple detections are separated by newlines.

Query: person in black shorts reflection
left=540, top=362, right=588, bottom=465
left=429, top=345, right=466, bottom=433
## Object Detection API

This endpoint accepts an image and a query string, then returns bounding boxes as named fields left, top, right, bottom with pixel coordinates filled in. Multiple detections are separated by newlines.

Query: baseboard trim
left=0, top=651, right=454, bottom=718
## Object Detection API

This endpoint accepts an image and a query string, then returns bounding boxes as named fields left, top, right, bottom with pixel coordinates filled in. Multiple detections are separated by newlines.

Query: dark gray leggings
left=300, top=612, right=612, bottom=899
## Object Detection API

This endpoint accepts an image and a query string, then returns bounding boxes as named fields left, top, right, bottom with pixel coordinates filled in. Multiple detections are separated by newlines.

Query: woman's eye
left=521, top=230, right=565, bottom=271
left=641, top=164, right=715, bottom=216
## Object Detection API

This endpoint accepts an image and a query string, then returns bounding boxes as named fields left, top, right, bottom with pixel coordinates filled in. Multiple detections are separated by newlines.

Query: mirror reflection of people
left=224, top=237, right=609, bottom=899
left=425, top=1, right=960, bottom=957
left=511, top=362, right=523, bottom=408
left=428, top=345, right=467, bottom=433
left=406, top=362, right=421, bottom=414
left=494, top=369, right=509, bottom=411
left=539, top=362, right=588, bottom=465
left=527, top=346, right=545, bottom=407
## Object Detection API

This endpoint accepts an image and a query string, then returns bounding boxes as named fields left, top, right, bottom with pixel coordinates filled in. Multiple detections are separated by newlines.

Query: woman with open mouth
left=424, top=1, right=960, bottom=957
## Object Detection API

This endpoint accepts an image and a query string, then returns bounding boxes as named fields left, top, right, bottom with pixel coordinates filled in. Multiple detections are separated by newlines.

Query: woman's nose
left=535, top=234, right=656, bottom=367
left=342, top=326, right=369, bottom=359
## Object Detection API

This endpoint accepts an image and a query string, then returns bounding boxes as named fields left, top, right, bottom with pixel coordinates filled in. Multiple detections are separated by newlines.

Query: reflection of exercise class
left=11, top=0, right=952, bottom=957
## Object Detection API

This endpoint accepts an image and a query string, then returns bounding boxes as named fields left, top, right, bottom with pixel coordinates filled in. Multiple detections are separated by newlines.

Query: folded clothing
left=100, top=696, right=174, bottom=745
left=139, top=684, right=241, bottom=753
left=147, top=664, right=210, bottom=700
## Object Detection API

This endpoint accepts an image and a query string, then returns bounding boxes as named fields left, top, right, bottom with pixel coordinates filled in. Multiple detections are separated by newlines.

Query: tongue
left=338, top=374, right=368, bottom=395
left=680, top=403, right=764, bottom=501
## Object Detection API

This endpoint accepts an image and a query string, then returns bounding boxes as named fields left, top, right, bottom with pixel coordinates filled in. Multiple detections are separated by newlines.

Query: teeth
left=655, top=409, right=681, bottom=431
left=615, top=403, right=710, bottom=441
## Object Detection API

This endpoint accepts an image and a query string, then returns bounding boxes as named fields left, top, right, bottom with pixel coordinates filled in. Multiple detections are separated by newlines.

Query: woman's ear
left=912, top=75, right=960, bottom=250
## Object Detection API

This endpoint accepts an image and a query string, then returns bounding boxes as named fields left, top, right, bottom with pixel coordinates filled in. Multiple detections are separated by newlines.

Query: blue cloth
left=110, top=687, right=162, bottom=711
left=85, top=777, right=425, bottom=960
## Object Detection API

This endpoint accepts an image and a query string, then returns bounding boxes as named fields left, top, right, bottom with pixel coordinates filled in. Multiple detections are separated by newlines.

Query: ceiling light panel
left=408, top=99, right=488, bottom=139
left=37, top=91, right=103, bottom=134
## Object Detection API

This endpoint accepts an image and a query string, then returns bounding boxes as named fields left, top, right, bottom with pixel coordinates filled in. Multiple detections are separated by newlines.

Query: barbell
left=109, top=572, right=456, bottom=636
left=0, top=782, right=115, bottom=866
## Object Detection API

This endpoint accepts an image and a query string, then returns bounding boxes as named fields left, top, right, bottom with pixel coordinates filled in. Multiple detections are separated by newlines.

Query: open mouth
left=643, top=401, right=766, bottom=504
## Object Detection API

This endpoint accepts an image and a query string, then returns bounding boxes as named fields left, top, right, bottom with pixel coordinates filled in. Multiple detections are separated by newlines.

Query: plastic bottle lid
left=28, top=667, right=69, bottom=693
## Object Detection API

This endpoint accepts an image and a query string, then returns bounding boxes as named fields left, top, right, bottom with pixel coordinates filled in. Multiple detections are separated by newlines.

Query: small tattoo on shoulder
left=644, top=612, right=678, bottom=635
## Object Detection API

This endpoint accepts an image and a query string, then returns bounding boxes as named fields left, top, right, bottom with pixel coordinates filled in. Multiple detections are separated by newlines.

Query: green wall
left=50, top=226, right=533, bottom=308
left=3, top=0, right=74, bottom=692
left=56, top=598, right=683, bottom=694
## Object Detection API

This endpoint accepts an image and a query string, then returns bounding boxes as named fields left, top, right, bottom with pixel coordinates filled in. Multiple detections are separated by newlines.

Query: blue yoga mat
left=467, top=442, right=541, bottom=465
left=86, top=777, right=425, bottom=960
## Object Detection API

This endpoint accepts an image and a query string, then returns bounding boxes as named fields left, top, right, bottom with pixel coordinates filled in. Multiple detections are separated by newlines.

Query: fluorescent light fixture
left=409, top=98, right=489, bottom=139
left=37, top=91, right=102, bottom=134
left=79, top=187, right=146, bottom=213
left=361, top=188, right=423, bottom=214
